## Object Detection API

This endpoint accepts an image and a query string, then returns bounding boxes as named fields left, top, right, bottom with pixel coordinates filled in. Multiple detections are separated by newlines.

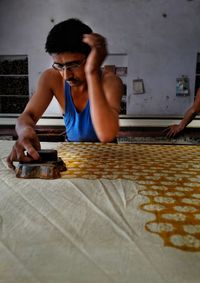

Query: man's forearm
left=179, top=108, right=197, bottom=130
left=15, top=112, right=37, bottom=136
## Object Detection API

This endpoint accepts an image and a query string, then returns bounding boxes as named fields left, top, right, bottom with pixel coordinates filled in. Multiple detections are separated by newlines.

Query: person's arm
left=83, top=33, right=123, bottom=142
left=165, top=88, right=200, bottom=137
left=6, top=69, right=54, bottom=169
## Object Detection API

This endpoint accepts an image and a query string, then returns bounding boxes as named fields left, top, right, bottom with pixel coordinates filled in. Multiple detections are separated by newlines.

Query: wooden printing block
left=15, top=149, right=67, bottom=179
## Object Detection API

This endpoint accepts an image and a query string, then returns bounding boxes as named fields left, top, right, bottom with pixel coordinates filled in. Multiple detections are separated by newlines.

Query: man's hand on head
left=83, top=33, right=107, bottom=74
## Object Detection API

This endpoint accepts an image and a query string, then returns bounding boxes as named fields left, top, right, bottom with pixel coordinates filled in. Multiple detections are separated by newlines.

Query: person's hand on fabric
left=6, top=127, right=41, bottom=170
left=164, top=124, right=183, bottom=138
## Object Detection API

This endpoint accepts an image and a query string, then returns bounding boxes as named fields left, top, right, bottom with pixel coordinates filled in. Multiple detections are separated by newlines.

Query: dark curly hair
left=45, top=18, right=92, bottom=55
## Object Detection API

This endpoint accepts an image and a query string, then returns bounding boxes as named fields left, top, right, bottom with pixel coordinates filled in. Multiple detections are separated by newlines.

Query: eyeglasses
left=52, top=58, right=86, bottom=71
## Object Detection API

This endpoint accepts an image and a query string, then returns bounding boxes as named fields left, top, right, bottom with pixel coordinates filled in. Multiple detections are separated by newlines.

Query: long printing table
left=0, top=140, right=200, bottom=283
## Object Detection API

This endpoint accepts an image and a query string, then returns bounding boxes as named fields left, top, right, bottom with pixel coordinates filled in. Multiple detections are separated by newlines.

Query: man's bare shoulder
left=39, top=68, right=61, bottom=80
left=102, top=70, right=123, bottom=85
left=102, top=70, right=124, bottom=105
left=37, top=68, right=63, bottom=88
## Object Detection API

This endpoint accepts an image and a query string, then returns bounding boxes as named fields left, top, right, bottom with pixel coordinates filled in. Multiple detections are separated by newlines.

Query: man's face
left=51, top=52, right=86, bottom=87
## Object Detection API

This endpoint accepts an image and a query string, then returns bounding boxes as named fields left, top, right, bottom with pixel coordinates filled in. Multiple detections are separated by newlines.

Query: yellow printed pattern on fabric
left=58, top=142, right=200, bottom=252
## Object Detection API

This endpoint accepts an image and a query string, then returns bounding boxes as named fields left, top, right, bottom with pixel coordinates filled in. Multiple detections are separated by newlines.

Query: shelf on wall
left=0, top=55, right=29, bottom=113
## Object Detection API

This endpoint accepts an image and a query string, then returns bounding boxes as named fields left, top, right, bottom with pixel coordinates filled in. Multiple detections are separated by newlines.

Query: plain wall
left=0, top=0, right=200, bottom=116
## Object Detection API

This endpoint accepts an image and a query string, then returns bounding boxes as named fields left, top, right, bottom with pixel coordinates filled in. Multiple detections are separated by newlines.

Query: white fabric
left=0, top=140, right=199, bottom=283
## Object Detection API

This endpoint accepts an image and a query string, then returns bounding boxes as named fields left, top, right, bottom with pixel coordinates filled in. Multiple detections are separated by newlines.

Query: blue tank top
left=63, top=82, right=99, bottom=142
